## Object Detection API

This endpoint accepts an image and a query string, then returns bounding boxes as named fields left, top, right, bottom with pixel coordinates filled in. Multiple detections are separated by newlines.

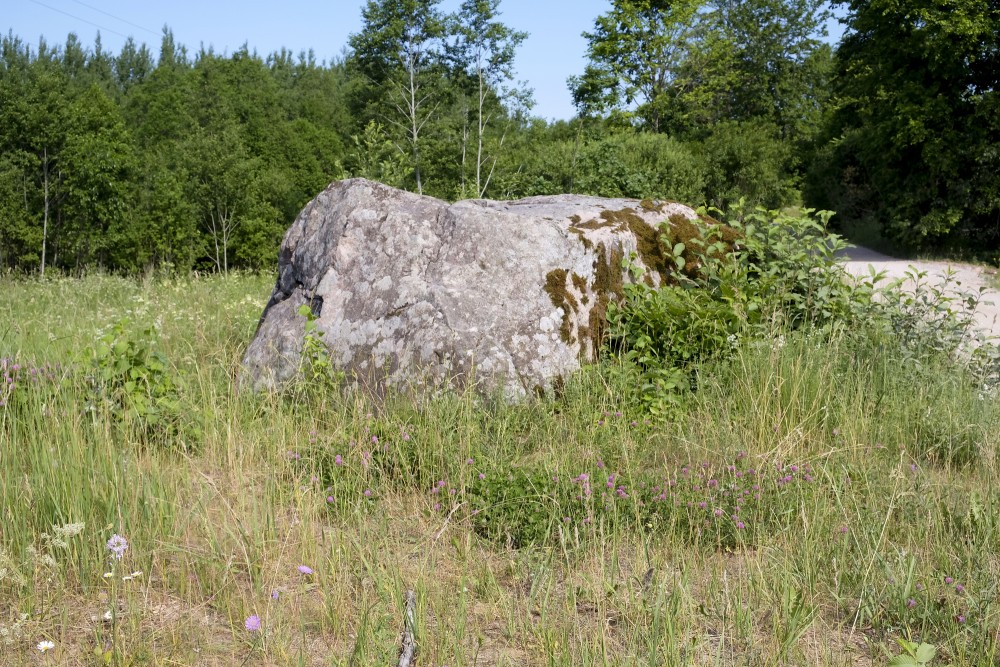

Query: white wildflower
left=54, top=522, right=85, bottom=538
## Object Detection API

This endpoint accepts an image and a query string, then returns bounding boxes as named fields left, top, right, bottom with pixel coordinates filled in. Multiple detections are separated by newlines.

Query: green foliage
left=344, top=121, right=409, bottom=188
left=570, top=0, right=701, bottom=131
left=348, top=0, right=448, bottom=195
left=0, top=31, right=353, bottom=274
left=811, top=0, right=1000, bottom=254
left=890, top=640, right=939, bottom=667
left=448, top=0, right=529, bottom=198
left=296, top=303, right=344, bottom=393
left=606, top=204, right=855, bottom=414
left=572, top=0, right=830, bottom=142
left=699, top=120, right=795, bottom=211
left=572, top=131, right=706, bottom=203
left=84, top=319, right=185, bottom=447
left=465, top=468, right=572, bottom=548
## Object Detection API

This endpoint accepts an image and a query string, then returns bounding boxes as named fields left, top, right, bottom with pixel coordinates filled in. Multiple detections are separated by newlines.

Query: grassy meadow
left=1, top=267, right=999, bottom=666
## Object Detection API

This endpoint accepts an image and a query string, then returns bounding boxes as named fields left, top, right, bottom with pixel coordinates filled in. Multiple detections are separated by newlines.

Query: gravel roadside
left=838, top=245, right=1000, bottom=340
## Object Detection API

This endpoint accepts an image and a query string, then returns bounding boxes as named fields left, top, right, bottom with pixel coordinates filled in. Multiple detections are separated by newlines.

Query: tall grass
left=1, top=270, right=998, bottom=665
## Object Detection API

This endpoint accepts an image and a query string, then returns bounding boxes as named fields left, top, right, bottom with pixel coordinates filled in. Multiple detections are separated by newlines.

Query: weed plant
left=1, top=208, right=999, bottom=665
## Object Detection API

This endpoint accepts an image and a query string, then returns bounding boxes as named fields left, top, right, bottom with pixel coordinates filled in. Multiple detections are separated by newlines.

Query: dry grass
left=2, top=273, right=999, bottom=665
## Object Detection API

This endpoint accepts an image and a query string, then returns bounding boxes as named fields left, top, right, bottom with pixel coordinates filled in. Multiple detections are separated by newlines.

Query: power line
left=68, top=0, right=160, bottom=37
left=27, top=0, right=132, bottom=40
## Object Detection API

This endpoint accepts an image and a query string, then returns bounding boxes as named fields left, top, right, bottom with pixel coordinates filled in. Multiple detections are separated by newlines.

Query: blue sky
left=8, top=1, right=844, bottom=121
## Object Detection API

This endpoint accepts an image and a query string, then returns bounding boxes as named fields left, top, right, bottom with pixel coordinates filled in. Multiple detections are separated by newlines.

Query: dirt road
left=839, top=246, right=1000, bottom=339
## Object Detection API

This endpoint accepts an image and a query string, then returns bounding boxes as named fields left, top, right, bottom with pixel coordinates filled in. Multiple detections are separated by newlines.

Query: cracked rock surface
left=241, top=178, right=702, bottom=399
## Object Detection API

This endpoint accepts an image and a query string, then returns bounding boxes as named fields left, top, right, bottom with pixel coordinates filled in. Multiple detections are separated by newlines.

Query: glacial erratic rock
left=241, top=178, right=722, bottom=399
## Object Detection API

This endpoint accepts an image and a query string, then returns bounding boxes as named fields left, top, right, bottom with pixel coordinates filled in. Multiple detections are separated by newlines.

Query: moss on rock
left=572, top=218, right=617, bottom=230
left=666, top=213, right=742, bottom=279
left=543, top=268, right=578, bottom=344
left=599, top=208, right=672, bottom=282
left=586, top=242, right=625, bottom=358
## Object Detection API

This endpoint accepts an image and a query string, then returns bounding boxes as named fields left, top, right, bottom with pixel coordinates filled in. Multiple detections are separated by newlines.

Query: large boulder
left=241, top=178, right=718, bottom=399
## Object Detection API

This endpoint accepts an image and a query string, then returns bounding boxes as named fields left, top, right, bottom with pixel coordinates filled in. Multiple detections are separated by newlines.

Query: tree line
left=1, top=0, right=997, bottom=274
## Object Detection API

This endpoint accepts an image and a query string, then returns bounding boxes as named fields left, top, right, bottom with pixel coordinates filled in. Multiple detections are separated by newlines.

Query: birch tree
left=449, top=0, right=527, bottom=197
left=349, top=0, right=446, bottom=195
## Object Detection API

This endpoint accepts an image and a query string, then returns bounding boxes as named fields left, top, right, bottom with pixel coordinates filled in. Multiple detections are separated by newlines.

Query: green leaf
left=888, top=656, right=919, bottom=667
left=914, top=644, right=936, bottom=664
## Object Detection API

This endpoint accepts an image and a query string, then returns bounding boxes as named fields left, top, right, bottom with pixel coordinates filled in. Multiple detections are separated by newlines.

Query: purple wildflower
left=297, top=565, right=313, bottom=575
left=106, top=534, right=128, bottom=560
left=245, top=615, right=261, bottom=632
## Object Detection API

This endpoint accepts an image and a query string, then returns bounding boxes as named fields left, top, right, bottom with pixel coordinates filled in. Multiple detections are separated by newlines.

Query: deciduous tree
left=349, top=0, right=447, bottom=194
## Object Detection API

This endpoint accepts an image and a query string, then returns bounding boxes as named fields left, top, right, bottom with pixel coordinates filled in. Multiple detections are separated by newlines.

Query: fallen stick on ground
left=397, top=589, right=417, bottom=667
left=433, top=502, right=464, bottom=543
